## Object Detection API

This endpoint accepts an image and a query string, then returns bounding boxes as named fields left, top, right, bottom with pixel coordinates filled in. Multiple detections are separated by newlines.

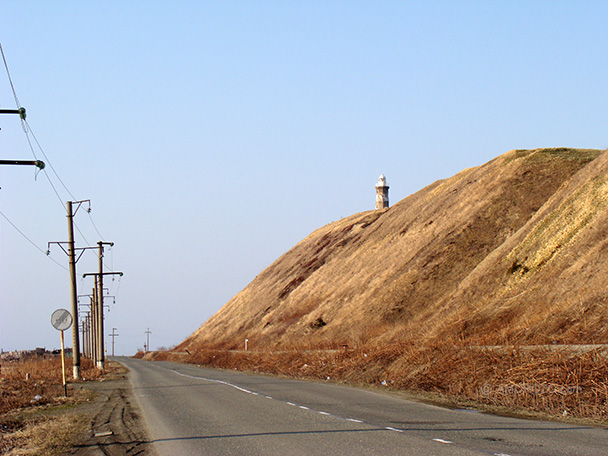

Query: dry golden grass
left=0, top=357, right=102, bottom=415
left=170, top=147, right=608, bottom=422
left=0, top=357, right=106, bottom=455
left=1, top=414, right=87, bottom=456
left=179, top=148, right=605, bottom=352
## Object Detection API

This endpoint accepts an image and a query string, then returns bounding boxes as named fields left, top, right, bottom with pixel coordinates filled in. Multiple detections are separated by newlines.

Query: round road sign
left=51, top=308, right=73, bottom=331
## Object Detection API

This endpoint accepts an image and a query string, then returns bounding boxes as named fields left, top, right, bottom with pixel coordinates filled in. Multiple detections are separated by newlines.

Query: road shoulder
left=69, top=362, right=157, bottom=456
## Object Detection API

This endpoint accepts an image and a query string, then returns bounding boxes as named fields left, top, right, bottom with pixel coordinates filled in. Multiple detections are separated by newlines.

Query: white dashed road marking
left=167, top=367, right=519, bottom=454
left=433, top=438, right=453, bottom=444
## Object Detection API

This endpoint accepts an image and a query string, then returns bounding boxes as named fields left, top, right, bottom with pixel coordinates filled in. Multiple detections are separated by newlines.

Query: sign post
left=51, top=308, right=73, bottom=397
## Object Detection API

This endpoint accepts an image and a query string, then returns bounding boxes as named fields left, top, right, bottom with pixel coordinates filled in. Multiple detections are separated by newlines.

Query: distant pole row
left=83, top=241, right=122, bottom=369
left=49, top=201, right=123, bottom=377
left=1, top=107, right=123, bottom=377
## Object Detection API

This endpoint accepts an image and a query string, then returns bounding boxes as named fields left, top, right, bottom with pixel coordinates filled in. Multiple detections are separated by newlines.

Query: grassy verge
left=0, top=357, right=107, bottom=455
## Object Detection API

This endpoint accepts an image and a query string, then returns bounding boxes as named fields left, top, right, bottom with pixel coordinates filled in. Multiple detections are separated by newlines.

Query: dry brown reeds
left=0, top=356, right=110, bottom=455
left=0, top=356, right=103, bottom=415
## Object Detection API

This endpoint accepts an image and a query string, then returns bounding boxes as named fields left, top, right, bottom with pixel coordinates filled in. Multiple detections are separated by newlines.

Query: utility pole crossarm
left=82, top=272, right=123, bottom=278
left=0, top=107, right=26, bottom=118
left=0, top=159, right=45, bottom=169
left=48, top=242, right=97, bottom=263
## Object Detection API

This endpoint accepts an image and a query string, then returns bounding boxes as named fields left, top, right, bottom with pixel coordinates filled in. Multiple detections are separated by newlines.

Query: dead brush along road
left=0, top=359, right=154, bottom=456
left=151, top=344, right=608, bottom=424
left=0, top=356, right=101, bottom=455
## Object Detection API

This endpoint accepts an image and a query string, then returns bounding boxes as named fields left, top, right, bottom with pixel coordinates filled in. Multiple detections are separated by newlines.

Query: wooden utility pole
left=145, top=328, right=151, bottom=353
left=80, top=311, right=91, bottom=358
left=85, top=313, right=91, bottom=358
left=110, top=328, right=119, bottom=357
left=79, top=316, right=86, bottom=358
left=98, top=242, right=113, bottom=369
left=66, top=201, right=81, bottom=379
left=49, top=200, right=95, bottom=379
left=91, top=286, right=98, bottom=366
left=97, top=243, right=104, bottom=368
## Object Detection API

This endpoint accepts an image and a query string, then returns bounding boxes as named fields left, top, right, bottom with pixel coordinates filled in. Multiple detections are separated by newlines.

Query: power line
left=18, top=121, right=96, bottom=246
left=1, top=41, right=108, bottom=249
left=0, top=210, right=68, bottom=271
left=23, top=122, right=109, bottom=251
left=22, top=120, right=77, bottom=201
left=0, top=43, right=21, bottom=108
left=87, top=210, right=105, bottom=241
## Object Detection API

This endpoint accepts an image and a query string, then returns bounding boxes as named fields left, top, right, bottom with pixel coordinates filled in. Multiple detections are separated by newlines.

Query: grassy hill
left=171, top=148, right=608, bottom=421
left=180, top=147, right=607, bottom=350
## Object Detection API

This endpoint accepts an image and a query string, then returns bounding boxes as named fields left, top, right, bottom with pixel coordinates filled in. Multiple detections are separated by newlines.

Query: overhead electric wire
left=1, top=41, right=114, bottom=271
left=0, top=43, right=21, bottom=108
left=22, top=120, right=77, bottom=201
left=0, top=210, right=68, bottom=271
left=19, top=128, right=114, bottom=269
left=18, top=121, right=95, bottom=247
left=2, top=42, right=71, bottom=213
left=87, top=210, right=105, bottom=242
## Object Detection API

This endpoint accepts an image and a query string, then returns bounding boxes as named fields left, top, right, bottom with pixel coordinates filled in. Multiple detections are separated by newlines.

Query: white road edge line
left=433, top=438, right=453, bottom=444
left=169, top=369, right=254, bottom=395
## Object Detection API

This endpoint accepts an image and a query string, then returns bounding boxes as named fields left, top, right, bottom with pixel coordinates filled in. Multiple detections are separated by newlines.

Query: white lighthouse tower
left=375, top=174, right=389, bottom=210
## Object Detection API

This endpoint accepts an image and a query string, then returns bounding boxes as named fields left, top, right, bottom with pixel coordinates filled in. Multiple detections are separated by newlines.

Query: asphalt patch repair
left=69, top=367, right=156, bottom=456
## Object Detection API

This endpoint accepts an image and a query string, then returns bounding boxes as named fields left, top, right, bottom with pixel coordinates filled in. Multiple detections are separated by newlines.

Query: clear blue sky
left=0, top=2, right=606, bottom=355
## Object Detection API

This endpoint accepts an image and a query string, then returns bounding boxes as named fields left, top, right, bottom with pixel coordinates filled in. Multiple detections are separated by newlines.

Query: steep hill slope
left=179, top=148, right=607, bottom=351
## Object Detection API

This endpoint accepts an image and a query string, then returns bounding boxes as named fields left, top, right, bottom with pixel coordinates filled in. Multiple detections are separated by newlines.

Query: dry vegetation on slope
left=180, top=148, right=606, bottom=350
left=172, top=147, right=608, bottom=421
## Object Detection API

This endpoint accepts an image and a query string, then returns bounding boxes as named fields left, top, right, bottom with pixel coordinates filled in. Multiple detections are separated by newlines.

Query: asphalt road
left=118, top=357, right=607, bottom=455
